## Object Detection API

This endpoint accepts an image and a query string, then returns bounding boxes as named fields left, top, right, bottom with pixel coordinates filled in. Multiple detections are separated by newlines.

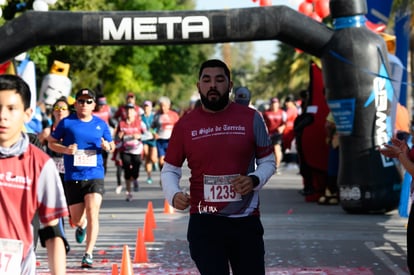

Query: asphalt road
left=35, top=161, right=410, bottom=275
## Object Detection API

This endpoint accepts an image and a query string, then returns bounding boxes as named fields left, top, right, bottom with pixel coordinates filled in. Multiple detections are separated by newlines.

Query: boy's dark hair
left=0, top=74, right=31, bottom=109
left=198, top=59, right=231, bottom=81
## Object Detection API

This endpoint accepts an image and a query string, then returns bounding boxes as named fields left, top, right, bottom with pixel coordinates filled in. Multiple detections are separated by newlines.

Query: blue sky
left=195, top=0, right=302, bottom=61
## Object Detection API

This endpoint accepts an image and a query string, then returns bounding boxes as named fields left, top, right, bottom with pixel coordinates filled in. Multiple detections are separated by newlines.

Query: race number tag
left=203, top=174, right=242, bottom=202
left=0, top=238, right=23, bottom=275
left=74, top=150, right=97, bottom=167
left=53, top=157, right=65, bottom=173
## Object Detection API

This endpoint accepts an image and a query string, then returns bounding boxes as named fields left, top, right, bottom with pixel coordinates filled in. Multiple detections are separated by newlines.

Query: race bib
left=203, top=174, right=242, bottom=202
left=123, top=140, right=143, bottom=155
left=53, top=157, right=65, bottom=173
left=0, top=238, right=23, bottom=275
left=73, top=150, right=97, bottom=167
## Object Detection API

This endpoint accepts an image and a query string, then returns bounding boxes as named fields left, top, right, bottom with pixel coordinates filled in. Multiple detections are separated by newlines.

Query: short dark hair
left=198, top=59, right=231, bottom=80
left=0, top=74, right=31, bottom=109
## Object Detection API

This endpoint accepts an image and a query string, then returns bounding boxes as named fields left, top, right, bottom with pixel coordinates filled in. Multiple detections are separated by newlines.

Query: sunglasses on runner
left=53, top=106, right=68, bottom=111
left=77, top=99, right=94, bottom=105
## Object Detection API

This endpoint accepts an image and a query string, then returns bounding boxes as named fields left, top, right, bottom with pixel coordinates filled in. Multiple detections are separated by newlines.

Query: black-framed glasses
left=77, top=99, right=94, bottom=105
left=53, top=106, right=68, bottom=111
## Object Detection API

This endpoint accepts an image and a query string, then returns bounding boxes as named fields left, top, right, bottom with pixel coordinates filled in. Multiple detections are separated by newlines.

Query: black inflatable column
left=321, top=0, right=401, bottom=213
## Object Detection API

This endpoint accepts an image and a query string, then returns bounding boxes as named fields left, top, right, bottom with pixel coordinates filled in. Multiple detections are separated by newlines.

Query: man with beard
left=161, top=59, right=275, bottom=275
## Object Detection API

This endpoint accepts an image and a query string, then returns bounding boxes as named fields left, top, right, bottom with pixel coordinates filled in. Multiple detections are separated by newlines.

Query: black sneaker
left=133, top=180, right=139, bottom=192
left=81, top=253, right=93, bottom=268
left=126, top=192, right=133, bottom=202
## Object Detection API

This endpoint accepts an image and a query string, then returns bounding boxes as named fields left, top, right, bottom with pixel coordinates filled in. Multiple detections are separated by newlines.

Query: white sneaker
left=115, top=185, right=123, bottom=194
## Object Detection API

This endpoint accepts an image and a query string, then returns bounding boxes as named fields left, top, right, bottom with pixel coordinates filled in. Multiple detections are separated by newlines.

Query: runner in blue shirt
left=48, top=88, right=114, bottom=268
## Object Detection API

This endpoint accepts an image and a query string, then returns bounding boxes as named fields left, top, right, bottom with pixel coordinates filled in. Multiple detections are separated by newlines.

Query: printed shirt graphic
left=0, top=145, right=68, bottom=259
left=51, top=114, right=113, bottom=181
left=165, top=103, right=273, bottom=216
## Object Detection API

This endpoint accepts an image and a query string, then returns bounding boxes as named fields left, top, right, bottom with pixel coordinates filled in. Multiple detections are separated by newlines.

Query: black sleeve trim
left=249, top=175, right=260, bottom=187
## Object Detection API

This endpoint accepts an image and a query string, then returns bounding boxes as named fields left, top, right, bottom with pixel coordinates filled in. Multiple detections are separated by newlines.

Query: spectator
left=379, top=135, right=414, bottom=274
left=282, top=94, right=299, bottom=166
left=318, top=112, right=339, bottom=205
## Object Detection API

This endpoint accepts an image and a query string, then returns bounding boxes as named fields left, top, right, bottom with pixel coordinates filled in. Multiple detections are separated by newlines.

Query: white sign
left=102, top=16, right=210, bottom=41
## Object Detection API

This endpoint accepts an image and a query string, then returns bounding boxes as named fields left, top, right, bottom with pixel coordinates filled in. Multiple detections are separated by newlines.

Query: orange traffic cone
left=112, top=263, right=118, bottom=275
left=144, top=212, right=155, bottom=242
left=120, top=245, right=134, bottom=275
left=146, top=201, right=156, bottom=229
left=134, top=228, right=148, bottom=263
left=163, top=199, right=174, bottom=214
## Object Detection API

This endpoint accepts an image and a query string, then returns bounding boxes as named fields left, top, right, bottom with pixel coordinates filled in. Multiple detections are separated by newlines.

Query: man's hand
left=231, top=175, right=254, bottom=195
left=172, top=191, right=190, bottom=210
left=66, top=143, right=77, bottom=155
left=379, top=137, right=409, bottom=158
left=101, top=137, right=112, bottom=152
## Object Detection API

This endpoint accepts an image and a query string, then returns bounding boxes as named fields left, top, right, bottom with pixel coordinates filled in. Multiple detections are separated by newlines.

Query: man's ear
left=23, top=107, right=33, bottom=123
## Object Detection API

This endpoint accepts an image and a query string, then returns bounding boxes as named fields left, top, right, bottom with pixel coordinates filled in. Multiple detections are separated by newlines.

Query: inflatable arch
left=0, top=0, right=402, bottom=213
